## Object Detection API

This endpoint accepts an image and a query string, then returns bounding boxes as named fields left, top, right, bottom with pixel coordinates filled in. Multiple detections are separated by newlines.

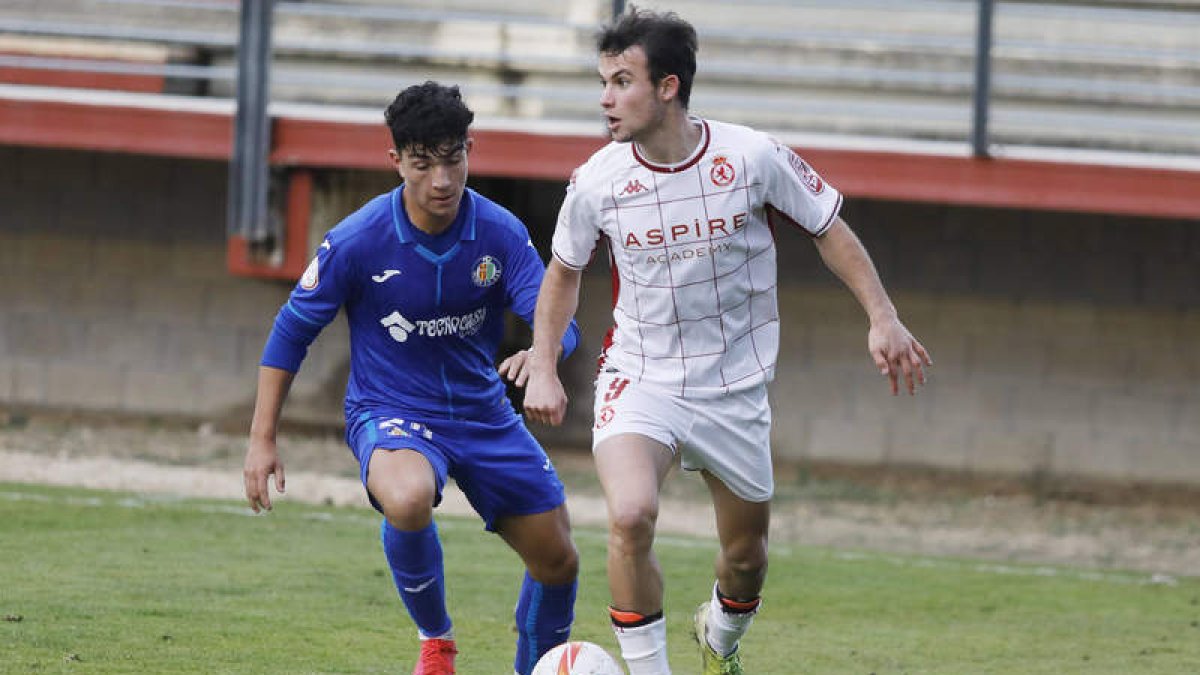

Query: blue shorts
left=346, top=411, right=565, bottom=531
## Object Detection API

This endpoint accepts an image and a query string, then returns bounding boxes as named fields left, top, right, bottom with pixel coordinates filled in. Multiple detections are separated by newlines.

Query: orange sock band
left=608, top=606, right=663, bottom=627
left=717, top=594, right=761, bottom=614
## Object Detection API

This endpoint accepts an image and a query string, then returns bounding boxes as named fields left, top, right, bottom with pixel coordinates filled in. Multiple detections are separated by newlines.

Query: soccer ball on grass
left=531, top=641, right=624, bottom=674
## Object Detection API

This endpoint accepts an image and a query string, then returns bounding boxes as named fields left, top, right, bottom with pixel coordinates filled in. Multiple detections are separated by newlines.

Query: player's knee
left=724, top=539, right=769, bottom=578
left=375, top=486, right=435, bottom=529
left=607, top=502, right=657, bottom=552
left=530, top=540, right=579, bottom=585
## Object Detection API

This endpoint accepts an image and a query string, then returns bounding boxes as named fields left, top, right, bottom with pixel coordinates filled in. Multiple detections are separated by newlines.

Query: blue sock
left=513, top=571, right=577, bottom=675
left=381, top=519, right=452, bottom=639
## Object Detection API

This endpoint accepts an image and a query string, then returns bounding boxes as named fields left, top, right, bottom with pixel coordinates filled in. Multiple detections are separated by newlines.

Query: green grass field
left=2, top=482, right=1197, bottom=674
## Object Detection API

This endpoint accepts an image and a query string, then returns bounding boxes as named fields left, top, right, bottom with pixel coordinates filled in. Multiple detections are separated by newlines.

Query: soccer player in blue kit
left=242, top=81, right=582, bottom=675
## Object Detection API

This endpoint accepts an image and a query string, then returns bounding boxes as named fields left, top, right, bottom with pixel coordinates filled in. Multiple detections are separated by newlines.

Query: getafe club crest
left=472, top=255, right=502, bottom=287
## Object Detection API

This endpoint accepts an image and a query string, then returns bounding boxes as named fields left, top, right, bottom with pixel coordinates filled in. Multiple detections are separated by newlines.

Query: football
left=531, top=641, right=624, bottom=675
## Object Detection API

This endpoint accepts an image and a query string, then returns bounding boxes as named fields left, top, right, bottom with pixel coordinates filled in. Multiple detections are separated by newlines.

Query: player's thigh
left=703, top=470, right=770, bottom=564
left=496, top=504, right=577, bottom=585
left=594, top=433, right=676, bottom=529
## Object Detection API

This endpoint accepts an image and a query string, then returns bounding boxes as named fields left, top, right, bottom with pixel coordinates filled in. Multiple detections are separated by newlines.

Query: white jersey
left=552, top=118, right=842, bottom=397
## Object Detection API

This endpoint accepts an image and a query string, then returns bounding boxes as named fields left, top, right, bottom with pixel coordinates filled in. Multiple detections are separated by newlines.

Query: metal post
left=612, top=0, right=626, bottom=18
left=227, top=0, right=274, bottom=241
left=972, top=0, right=995, bottom=158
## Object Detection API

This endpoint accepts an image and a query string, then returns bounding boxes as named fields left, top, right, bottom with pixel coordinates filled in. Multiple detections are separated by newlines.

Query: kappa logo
left=618, top=179, right=651, bottom=197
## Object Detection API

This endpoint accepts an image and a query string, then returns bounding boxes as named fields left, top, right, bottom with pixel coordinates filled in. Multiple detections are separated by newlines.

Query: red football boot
left=412, top=638, right=457, bottom=675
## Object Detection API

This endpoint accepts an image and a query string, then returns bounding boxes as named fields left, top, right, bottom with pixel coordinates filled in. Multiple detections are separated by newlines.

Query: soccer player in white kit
left=517, top=8, right=932, bottom=674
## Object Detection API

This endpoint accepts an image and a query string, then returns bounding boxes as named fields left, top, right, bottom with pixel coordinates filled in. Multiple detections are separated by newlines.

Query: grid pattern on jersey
left=601, top=148, right=778, bottom=394
left=553, top=119, right=843, bottom=397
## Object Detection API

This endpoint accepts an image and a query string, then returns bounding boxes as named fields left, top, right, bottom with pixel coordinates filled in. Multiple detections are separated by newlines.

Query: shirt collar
left=390, top=186, right=477, bottom=244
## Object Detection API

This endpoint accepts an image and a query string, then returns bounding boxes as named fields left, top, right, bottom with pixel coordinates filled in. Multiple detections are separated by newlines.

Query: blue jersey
left=261, top=186, right=579, bottom=423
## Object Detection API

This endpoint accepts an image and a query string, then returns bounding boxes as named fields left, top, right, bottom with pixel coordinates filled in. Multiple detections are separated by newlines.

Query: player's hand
left=868, top=318, right=932, bottom=395
left=498, top=348, right=534, bottom=387
left=243, top=436, right=286, bottom=512
left=522, top=366, right=569, bottom=427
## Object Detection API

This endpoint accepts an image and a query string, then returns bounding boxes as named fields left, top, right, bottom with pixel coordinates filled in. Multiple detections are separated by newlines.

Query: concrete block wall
left=2, top=146, right=1198, bottom=487
left=0, top=146, right=348, bottom=422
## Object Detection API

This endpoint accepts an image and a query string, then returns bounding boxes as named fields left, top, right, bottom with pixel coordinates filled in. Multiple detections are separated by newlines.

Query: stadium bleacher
left=1, top=0, right=1198, bottom=156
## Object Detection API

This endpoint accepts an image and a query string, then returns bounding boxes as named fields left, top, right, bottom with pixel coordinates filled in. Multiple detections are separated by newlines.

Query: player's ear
left=463, top=137, right=474, bottom=154
left=388, top=148, right=409, bottom=181
left=658, top=74, right=680, bottom=103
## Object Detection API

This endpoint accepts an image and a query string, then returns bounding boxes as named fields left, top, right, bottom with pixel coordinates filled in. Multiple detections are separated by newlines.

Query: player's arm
left=522, top=258, right=584, bottom=426
left=243, top=235, right=344, bottom=510
left=813, top=216, right=932, bottom=395
left=244, top=366, right=295, bottom=512
left=498, top=232, right=581, bottom=382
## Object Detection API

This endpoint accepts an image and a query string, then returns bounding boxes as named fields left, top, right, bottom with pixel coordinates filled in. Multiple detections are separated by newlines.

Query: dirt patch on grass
left=2, top=409, right=1197, bottom=578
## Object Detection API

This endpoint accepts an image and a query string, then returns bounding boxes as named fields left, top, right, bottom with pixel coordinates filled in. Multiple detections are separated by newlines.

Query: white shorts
left=591, top=370, right=774, bottom=502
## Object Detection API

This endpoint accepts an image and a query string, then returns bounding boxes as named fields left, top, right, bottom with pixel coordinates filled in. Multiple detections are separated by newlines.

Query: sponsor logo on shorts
left=595, top=405, right=616, bottom=429
left=379, top=418, right=433, bottom=440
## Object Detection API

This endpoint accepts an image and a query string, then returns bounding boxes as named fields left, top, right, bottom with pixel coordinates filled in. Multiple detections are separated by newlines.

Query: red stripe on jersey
left=632, top=119, right=711, bottom=174
left=596, top=235, right=620, bottom=375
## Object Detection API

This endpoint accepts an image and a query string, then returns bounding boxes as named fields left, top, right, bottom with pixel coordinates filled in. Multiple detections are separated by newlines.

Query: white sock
left=418, top=628, right=454, bottom=641
left=613, top=615, right=671, bottom=675
left=706, top=583, right=759, bottom=657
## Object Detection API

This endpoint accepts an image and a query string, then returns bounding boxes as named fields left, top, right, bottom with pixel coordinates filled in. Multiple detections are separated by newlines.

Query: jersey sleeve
left=260, top=234, right=350, bottom=372
left=550, top=168, right=602, bottom=271
left=503, top=226, right=581, bottom=360
left=760, top=139, right=843, bottom=237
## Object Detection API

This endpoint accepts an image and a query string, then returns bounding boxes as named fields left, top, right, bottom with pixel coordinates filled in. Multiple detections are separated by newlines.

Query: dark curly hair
left=597, top=6, right=698, bottom=108
left=384, top=81, right=475, bottom=155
